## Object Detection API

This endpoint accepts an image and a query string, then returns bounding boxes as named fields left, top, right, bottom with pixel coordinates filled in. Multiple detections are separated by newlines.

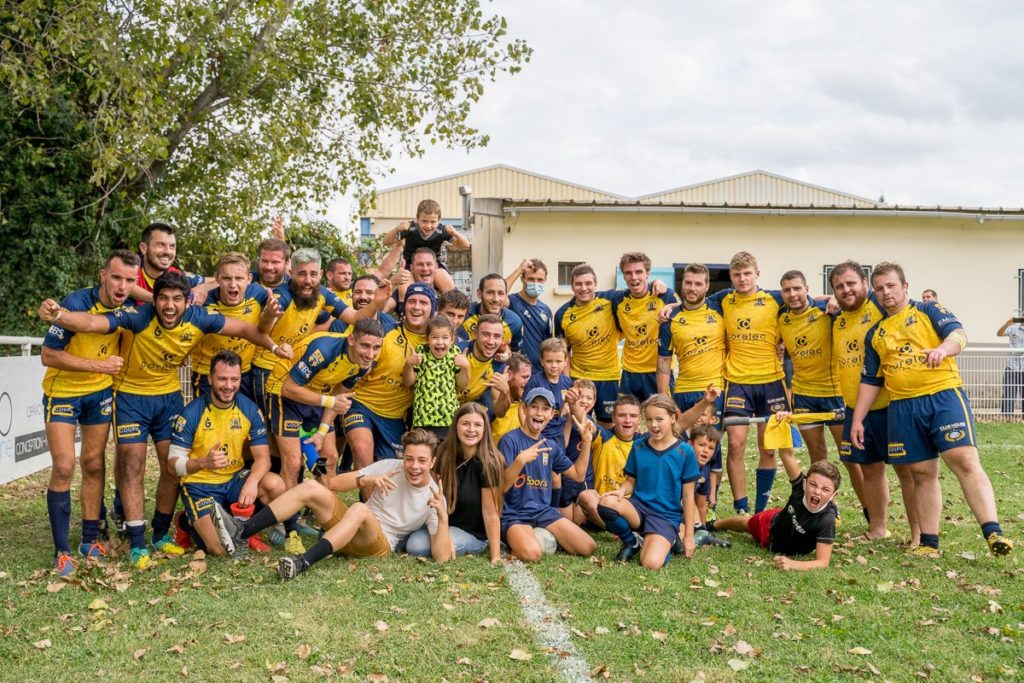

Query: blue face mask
left=524, top=283, right=544, bottom=298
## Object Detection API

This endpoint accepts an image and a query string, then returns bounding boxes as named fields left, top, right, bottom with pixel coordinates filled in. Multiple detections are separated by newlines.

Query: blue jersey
left=623, top=436, right=701, bottom=526
left=523, top=372, right=573, bottom=441
left=506, top=293, right=553, bottom=370
left=499, top=428, right=572, bottom=524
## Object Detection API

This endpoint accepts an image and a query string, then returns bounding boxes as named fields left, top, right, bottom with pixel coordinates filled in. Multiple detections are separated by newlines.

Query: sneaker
left=54, top=552, right=76, bottom=577
left=295, top=517, right=321, bottom=539
left=265, top=524, right=287, bottom=547
left=986, top=533, right=1014, bottom=557
left=615, top=533, right=642, bottom=562
left=695, top=531, right=732, bottom=548
left=277, top=556, right=307, bottom=581
left=247, top=535, right=272, bottom=553
left=284, top=531, right=305, bottom=555
left=130, top=547, right=153, bottom=570
left=210, top=504, right=243, bottom=556
left=834, top=503, right=842, bottom=529
left=174, top=511, right=193, bottom=551
left=671, top=536, right=685, bottom=555
left=152, top=532, right=186, bottom=556
left=79, top=541, right=108, bottom=559
left=907, top=545, right=941, bottom=559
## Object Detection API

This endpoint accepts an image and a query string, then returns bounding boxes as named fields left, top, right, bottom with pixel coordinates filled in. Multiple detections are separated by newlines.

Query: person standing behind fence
left=997, top=315, right=1024, bottom=416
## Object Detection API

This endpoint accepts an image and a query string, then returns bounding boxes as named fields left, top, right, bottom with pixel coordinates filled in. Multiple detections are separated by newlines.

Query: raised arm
left=38, top=299, right=114, bottom=334
left=41, top=347, right=124, bottom=376
left=221, top=318, right=292, bottom=359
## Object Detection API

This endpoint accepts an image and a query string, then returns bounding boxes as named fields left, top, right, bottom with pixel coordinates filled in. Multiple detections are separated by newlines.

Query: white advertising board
left=0, top=356, right=72, bottom=484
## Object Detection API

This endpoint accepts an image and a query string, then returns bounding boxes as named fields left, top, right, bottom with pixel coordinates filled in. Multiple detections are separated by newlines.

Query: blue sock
left=754, top=468, right=777, bottom=513
left=733, top=496, right=749, bottom=514
left=151, top=510, right=173, bottom=539
left=112, top=489, right=123, bottom=518
left=920, top=533, right=940, bottom=550
left=81, top=519, right=101, bottom=545
left=284, top=513, right=299, bottom=535
left=99, top=500, right=107, bottom=522
left=980, top=521, right=1002, bottom=539
left=597, top=505, right=634, bottom=544
left=126, top=521, right=146, bottom=550
left=47, top=489, right=72, bottom=554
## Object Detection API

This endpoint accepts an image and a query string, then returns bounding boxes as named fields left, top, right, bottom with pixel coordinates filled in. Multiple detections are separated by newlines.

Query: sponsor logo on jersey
left=50, top=403, right=75, bottom=418
left=117, top=423, right=141, bottom=438
left=887, top=442, right=906, bottom=458
left=230, top=417, right=242, bottom=430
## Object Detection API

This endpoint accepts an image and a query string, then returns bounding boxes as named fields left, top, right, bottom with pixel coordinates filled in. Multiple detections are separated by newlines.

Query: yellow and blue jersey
left=135, top=265, right=204, bottom=305
left=191, top=283, right=270, bottom=376
left=329, top=311, right=398, bottom=337
left=708, top=288, right=785, bottom=384
left=42, top=286, right=124, bottom=397
left=265, top=332, right=369, bottom=397
left=352, top=324, right=426, bottom=419
left=107, top=304, right=225, bottom=394
left=612, top=287, right=679, bottom=373
left=456, top=340, right=508, bottom=406
left=491, top=401, right=522, bottom=441
left=592, top=430, right=639, bottom=495
left=459, top=304, right=525, bottom=351
left=658, top=300, right=726, bottom=393
left=252, top=284, right=336, bottom=371
left=554, top=291, right=622, bottom=381
left=331, top=287, right=353, bottom=307
left=778, top=300, right=840, bottom=397
left=832, top=294, right=889, bottom=410
left=171, top=393, right=268, bottom=485
left=862, top=301, right=965, bottom=400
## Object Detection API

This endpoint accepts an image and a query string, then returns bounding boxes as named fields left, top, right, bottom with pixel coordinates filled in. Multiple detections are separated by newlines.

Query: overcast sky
left=328, top=1, right=1024, bottom=222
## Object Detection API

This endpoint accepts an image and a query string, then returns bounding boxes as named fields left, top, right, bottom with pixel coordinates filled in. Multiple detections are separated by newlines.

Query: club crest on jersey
left=230, top=417, right=242, bottom=430
left=905, top=315, right=916, bottom=326
left=808, top=313, right=818, bottom=323
left=861, top=313, right=872, bottom=324
left=309, top=349, right=325, bottom=368
left=647, top=301, right=658, bottom=312
left=180, top=331, right=194, bottom=343
left=754, top=298, right=766, bottom=306
left=594, top=304, right=605, bottom=312
left=706, top=314, right=716, bottom=325
left=174, top=416, right=187, bottom=431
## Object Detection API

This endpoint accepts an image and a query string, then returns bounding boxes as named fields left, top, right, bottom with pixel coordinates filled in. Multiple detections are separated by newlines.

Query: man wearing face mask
left=504, top=259, right=554, bottom=376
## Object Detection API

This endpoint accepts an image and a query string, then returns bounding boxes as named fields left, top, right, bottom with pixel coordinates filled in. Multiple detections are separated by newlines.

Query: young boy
left=499, top=388, right=596, bottom=562
left=708, top=414, right=841, bottom=570
left=686, top=423, right=731, bottom=548
left=212, top=429, right=454, bottom=577
left=558, top=380, right=601, bottom=524
left=438, top=289, right=471, bottom=330
left=403, top=315, right=470, bottom=440
left=382, top=199, right=470, bottom=293
left=491, top=352, right=532, bottom=440
left=524, top=338, right=574, bottom=443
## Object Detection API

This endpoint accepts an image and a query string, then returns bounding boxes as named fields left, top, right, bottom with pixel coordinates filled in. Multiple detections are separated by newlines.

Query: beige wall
left=497, top=210, right=1023, bottom=345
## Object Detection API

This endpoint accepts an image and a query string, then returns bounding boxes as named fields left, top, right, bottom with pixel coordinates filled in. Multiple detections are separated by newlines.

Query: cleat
left=696, top=531, right=732, bottom=548
left=54, top=552, right=77, bottom=577
left=210, top=504, right=243, bottom=556
left=295, top=517, right=321, bottom=539
left=173, top=511, right=193, bottom=551
left=247, top=535, right=271, bottom=553
left=284, top=531, right=305, bottom=555
left=110, top=509, right=127, bottom=541
left=986, top=533, right=1013, bottom=557
left=130, top=547, right=153, bottom=570
left=907, top=545, right=941, bottom=559
left=79, top=541, right=108, bottom=559
left=277, top=556, right=306, bottom=581
left=833, top=503, right=842, bottom=529
left=615, top=532, right=643, bottom=562
left=152, top=532, right=186, bottom=556
left=671, top=536, right=685, bottom=555
left=265, top=524, right=287, bottom=547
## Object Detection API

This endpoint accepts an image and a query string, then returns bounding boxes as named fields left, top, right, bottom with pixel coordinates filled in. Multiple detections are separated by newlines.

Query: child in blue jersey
left=596, top=394, right=700, bottom=569
left=685, top=423, right=731, bottom=549
left=557, top=379, right=599, bottom=524
left=499, top=388, right=597, bottom=562
left=524, top=337, right=573, bottom=443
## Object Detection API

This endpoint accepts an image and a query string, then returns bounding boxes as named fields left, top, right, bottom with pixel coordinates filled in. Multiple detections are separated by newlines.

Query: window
left=359, top=217, right=372, bottom=239
left=823, top=264, right=873, bottom=295
left=558, top=261, right=584, bottom=288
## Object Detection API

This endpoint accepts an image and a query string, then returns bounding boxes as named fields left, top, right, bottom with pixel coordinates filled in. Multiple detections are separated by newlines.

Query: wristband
left=317, top=422, right=331, bottom=435
left=271, top=343, right=280, bottom=354
left=320, top=395, right=336, bottom=411
left=54, top=308, right=63, bottom=322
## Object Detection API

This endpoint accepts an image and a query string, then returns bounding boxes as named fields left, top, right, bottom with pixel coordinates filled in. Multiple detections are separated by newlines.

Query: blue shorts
left=181, top=470, right=250, bottom=523
left=675, top=391, right=724, bottom=471
left=113, top=390, right=183, bottom=444
left=694, top=462, right=712, bottom=498
left=343, top=400, right=404, bottom=461
left=887, top=388, right=976, bottom=464
left=618, top=370, right=664, bottom=403
left=723, top=380, right=790, bottom=418
left=793, top=394, right=845, bottom=425
left=500, top=505, right=563, bottom=540
left=251, top=366, right=271, bottom=413
left=266, top=393, right=334, bottom=438
left=559, top=479, right=590, bottom=507
left=192, top=370, right=255, bottom=404
left=43, top=388, right=113, bottom=426
left=579, top=379, right=619, bottom=422
left=627, top=497, right=679, bottom=544
left=840, top=408, right=888, bottom=464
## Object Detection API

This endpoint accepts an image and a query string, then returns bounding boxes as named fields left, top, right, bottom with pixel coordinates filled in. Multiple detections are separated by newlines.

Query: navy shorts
left=266, top=393, right=334, bottom=438
left=559, top=479, right=589, bottom=507
left=250, top=366, right=271, bottom=413
left=627, top=497, right=679, bottom=544
left=181, top=470, right=250, bottom=523
left=43, top=388, right=113, bottom=426
left=500, top=505, right=563, bottom=540
left=887, top=388, right=976, bottom=464
left=840, top=407, right=888, bottom=464
left=618, top=370, right=663, bottom=403
left=675, top=391, right=723, bottom=471
left=192, top=370, right=255, bottom=404
left=113, top=390, right=183, bottom=444
left=580, top=379, right=619, bottom=422
left=793, top=394, right=845, bottom=425
left=724, top=379, right=790, bottom=418
left=343, top=400, right=405, bottom=461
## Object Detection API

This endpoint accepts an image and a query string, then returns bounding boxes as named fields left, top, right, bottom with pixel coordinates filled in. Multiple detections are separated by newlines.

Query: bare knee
left=515, top=544, right=543, bottom=563
left=641, top=554, right=665, bottom=571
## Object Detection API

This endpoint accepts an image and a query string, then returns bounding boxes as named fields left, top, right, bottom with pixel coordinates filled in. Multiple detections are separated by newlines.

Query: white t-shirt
left=1007, top=324, right=1024, bottom=371
left=359, top=460, right=439, bottom=550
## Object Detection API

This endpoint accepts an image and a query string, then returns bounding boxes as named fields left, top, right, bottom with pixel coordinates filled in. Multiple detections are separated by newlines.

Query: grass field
left=1, top=424, right=1022, bottom=682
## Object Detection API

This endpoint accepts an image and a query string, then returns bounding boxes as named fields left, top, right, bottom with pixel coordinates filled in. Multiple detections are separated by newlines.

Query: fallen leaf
left=594, top=626, right=610, bottom=635
left=876, top=581, right=894, bottom=593
left=703, top=578, right=720, bottom=588
left=33, top=639, right=52, bottom=649
left=374, top=620, right=389, bottom=632
left=45, top=582, right=66, bottom=593
left=88, top=599, right=109, bottom=611
left=456, top=657, right=471, bottom=665
left=478, top=618, right=502, bottom=629
left=958, top=551, right=977, bottom=561
left=509, top=648, right=533, bottom=661
left=224, top=633, right=245, bottom=645
left=722, top=624, right=737, bottom=637
left=734, top=640, right=753, bottom=655
left=727, top=658, right=751, bottom=671
left=848, top=647, right=873, bottom=655
left=831, top=614, right=845, bottom=623
left=277, top=611, right=293, bottom=620
left=651, top=630, right=669, bottom=641
left=368, top=674, right=388, bottom=683
left=295, top=644, right=311, bottom=660
left=133, top=648, right=148, bottom=660
left=166, top=645, right=185, bottom=655
left=267, top=661, right=287, bottom=675
left=985, top=600, right=1003, bottom=614
left=442, top=603, right=455, bottom=610
left=188, top=560, right=207, bottom=574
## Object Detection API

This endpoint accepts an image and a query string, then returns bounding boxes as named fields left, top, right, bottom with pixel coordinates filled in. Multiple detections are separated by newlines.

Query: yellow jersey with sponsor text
left=832, top=295, right=889, bottom=410
left=593, top=431, right=638, bottom=495
left=252, top=285, right=336, bottom=371
left=42, top=287, right=124, bottom=397
left=614, top=288, right=679, bottom=373
left=554, top=292, right=621, bottom=382
left=191, top=283, right=270, bottom=376
left=172, top=393, right=269, bottom=485
left=778, top=300, right=840, bottom=398
left=265, top=332, right=367, bottom=397
left=658, top=301, right=726, bottom=393
left=710, top=288, right=785, bottom=384
left=352, top=325, right=426, bottom=419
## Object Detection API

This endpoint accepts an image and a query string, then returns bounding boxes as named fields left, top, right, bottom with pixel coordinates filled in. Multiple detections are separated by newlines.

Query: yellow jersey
left=832, top=295, right=889, bottom=410
left=459, top=305, right=525, bottom=350
left=352, top=325, right=427, bottom=419
left=456, top=341, right=508, bottom=406
left=658, top=301, right=726, bottom=393
left=42, top=287, right=124, bottom=397
left=491, top=401, right=522, bottom=440
left=252, top=285, right=338, bottom=371
left=613, top=287, right=678, bottom=373
left=191, top=283, right=270, bottom=376
left=331, top=287, right=353, bottom=307
left=172, top=393, right=268, bottom=485
left=554, top=291, right=622, bottom=382
left=778, top=300, right=840, bottom=398
left=593, top=430, right=637, bottom=495
left=265, top=332, right=368, bottom=397
left=710, top=288, right=785, bottom=384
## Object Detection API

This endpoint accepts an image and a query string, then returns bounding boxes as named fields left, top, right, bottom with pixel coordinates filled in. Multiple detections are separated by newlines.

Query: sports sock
left=754, top=468, right=777, bottom=513
left=126, top=520, right=146, bottom=550
left=980, top=521, right=1003, bottom=538
left=300, top=538, right=335, bottom=568
left=47, top=489, right=72, bottom=555
left=81, top=519, right=101, bottom=545
left=596, top=505, right=634, bottom=544
left=706, top=519, right=717, bottom=533
left=283, top=513, right=300, bottom=535
left=151, top=510, right=173, bottom=540
left=242, top=505, right=281, bottom=539
left=733, top=496, right=749, bottom=514
left=920, top=533, right=940, bottom=550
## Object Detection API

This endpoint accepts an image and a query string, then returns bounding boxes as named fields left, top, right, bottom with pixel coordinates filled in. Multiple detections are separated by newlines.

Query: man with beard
left=345, top=283, right=436, bottom=467
left=457, top=314, right=511, bottom=418
left=326, top=258, right=354, bottom=307
left=254, top=237, right=291, bottom=289
left=131, top=222, right=212, bottom=305
left=387, top=248, right=454, bottom=318
left=38, top=272, right=292, bottom=569
left=41, top=249, right=139, bottom=576
left=329, top=275, right=399, bottom=337
left=459, top=274, right=524, bottom=353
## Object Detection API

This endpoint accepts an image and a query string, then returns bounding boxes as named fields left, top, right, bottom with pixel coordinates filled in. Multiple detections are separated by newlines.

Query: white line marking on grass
left=504, top=560, right=593, bottom=683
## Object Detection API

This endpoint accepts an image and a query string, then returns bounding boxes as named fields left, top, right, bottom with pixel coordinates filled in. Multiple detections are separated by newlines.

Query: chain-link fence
left=958, top=348, right=1024, bottom=422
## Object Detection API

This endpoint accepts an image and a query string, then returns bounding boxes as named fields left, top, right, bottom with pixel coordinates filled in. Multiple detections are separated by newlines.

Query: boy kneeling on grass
left=708, top=412, right=840, bottom=570
left=212, top=429, right=454, bottom=580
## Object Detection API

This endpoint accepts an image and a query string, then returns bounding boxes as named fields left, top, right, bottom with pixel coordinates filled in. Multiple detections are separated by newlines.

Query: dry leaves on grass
left=509, top=648, right=533, bottom=661
left=224, top=633, right=245, bottom=645
left=478, top=618, right=501, bottom=629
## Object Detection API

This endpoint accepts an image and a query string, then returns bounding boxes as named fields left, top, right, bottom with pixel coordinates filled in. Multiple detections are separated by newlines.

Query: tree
left=0, top=0, right=529, bottom=334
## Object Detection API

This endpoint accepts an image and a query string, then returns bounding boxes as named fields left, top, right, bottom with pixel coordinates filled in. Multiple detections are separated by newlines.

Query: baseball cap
left=523, top=387, right=556, bottom=406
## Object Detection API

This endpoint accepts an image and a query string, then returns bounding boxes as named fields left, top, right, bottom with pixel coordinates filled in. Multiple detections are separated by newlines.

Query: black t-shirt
left=447, top=456, right=497, bottom=540
left=401, top=224, right=454, bottom=268
left=768, top=474, right=837, bottom=556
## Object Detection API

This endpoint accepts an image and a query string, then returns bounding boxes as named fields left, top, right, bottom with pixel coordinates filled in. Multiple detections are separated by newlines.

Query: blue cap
left=405, top=282, right=437, bottom=313
left=523, top=387, right=556, bottom=406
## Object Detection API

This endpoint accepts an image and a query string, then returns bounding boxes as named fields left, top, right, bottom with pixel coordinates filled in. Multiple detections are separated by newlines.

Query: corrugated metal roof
left=637, top=170, right=880, bottom=207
